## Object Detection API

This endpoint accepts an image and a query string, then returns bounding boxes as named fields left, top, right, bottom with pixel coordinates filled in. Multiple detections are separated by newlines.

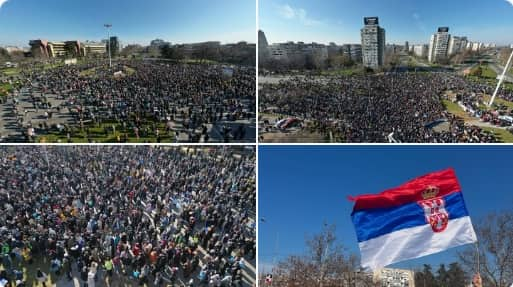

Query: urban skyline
left=259, top=25, right=504, bottom=48
left=0, top=0, right=256, bottom=47
left=260, top=0, right=513, bottom=46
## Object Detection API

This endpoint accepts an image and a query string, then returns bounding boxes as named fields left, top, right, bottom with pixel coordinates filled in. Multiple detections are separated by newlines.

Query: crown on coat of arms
left=421, top=185, right=439, bottom=199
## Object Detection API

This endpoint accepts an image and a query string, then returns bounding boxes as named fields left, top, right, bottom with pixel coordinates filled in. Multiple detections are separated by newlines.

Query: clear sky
left=259, top=146, right=513, bottom=273
left=0, top=0, right=255, bottom=47
left=259, top=0, right=513, bottom=46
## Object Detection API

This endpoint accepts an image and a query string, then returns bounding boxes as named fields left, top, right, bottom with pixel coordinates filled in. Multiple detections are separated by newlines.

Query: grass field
left=124, top=66, right=136, bottom=75
left=43, top=62, right=65, bottom=70
left=470, top=65, right=497, bottom=79
left=182, top=58, right=218, bottom=64
left=481, top=126, right=513, bottom=143
left=442, top=99, right=472, bottom=120
left=321, top=67, right=362, bottom=76
left=79, top=67, right=97, bottom=77
left=0, top=82, right=13, bottom=96
left=482, top=94, right=513, bottom=110
left=1, top=67, right=21, bottom=75
left=37, top=121, right=175, bottom=143
left=442, top=99, right=513, bottom=143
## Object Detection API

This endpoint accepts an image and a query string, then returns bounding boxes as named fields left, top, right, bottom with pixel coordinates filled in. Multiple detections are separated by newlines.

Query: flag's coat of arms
left=418, top=185, right=449, bottom=233
left=350, top=168, right=477, bottom=270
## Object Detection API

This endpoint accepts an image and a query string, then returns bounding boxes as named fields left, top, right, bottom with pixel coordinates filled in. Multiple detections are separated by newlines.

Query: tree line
left=261, top=210, right=513, bottom=287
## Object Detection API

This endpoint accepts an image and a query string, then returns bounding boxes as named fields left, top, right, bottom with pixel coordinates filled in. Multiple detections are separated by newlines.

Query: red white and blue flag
left=350, top=168, right=477, bottom=270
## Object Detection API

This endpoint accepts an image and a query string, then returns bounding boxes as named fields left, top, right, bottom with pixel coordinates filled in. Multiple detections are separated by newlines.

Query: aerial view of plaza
left=0, top=0, right=256, bottom=143
left=258, top=0, right=513, bottom=143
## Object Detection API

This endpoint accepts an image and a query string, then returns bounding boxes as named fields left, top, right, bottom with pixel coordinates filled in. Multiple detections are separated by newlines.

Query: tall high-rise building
left=413, top=45, right=429, bottom=58
left=448, top=36, right=468, bottom=56
left=150, top=39, right=167, bottom=47
left=428, top=27, right=450, bottom=63
left=258, top=30, right=270, bottom=63
left=360, top=17, right=385, bottom=68
left=109, top=36, right=120, bottom=56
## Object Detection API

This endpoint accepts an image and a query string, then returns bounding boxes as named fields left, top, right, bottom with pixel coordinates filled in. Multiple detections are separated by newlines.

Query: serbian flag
left=350, top=168, right=477, bottom=270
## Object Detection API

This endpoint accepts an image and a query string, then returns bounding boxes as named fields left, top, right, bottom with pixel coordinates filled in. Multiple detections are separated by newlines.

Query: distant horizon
left=259, top=28, right=511, bottom=47
left=1, top=37, right=256, bottom=50
left=260, top=0, right=513, bottom=46
left=0, top=0, right=255, bottom=47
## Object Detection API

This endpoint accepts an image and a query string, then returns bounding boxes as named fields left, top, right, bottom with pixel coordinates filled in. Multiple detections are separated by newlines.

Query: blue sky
left=259, top=0, right=513, bottom=45
left=259, top=146, right=513, bottom=273
left=0, top=0, right=255, bottom=47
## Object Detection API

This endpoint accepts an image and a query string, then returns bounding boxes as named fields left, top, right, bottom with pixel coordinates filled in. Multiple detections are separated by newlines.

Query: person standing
left=35, top=269, right=47, bottom=287
left=104, top=257, right=114, bottom=278
left=80, top=266, right=88, bottom=287
left=87, top=268, right=96, bottom=287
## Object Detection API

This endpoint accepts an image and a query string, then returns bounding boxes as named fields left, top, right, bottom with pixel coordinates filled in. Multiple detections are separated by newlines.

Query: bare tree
left=270, top=223, right=374, bottom=287
left=459, top=211, right=513, bottom=287
left=499, top=49, right=513, bottom=66
left=0, top=47, right=11, bottom=62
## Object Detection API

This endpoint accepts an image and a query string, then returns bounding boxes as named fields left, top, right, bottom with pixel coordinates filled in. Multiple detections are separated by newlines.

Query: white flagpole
left=488, top=49, right=513, bottom=107
left=476, top=242, right=480, bottom=274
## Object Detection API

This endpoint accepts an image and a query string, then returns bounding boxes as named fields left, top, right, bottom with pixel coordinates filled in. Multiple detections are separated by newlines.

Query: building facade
left=413, top=44, right=429, bottom=58
left=428, top=27, right=451, bottom=63
left=448, top=36, right=468, bottom=56
left=29, top=39, right=107, bottom=58
left=266, top=41, right=328, bottom=69
left=361, top=17, right=385, bottom=68
left=29, top=40, right=50, bottom=58
left=374, top=268, right=415, bottom=287
left=258, top=30, right=270, bottom=63
left=109, top=36, right=120, bottom=55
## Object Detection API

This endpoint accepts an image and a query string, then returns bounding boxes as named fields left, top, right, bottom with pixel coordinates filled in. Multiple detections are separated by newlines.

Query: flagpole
left=488, top=49, right=513, bottom=107
left=476, top=241, right=480, bottom=275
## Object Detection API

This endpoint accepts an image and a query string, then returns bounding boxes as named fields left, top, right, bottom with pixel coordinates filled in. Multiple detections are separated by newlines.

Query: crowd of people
left=259, top=72, right=511, bottom=143
left=0, top=146, right=256, bottom=286
left=5, top=60, right=255, bottom=143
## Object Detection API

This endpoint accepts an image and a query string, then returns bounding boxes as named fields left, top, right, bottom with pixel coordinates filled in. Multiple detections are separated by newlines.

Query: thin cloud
left=412, top=12, right=426, bottom=33
left=279, top=4, right=296, bottom=19
left=506, top=0, right=513, bottom=6
left=277, top=4, right=322, bottom=26
left=0, top=0, right=8, bottom=9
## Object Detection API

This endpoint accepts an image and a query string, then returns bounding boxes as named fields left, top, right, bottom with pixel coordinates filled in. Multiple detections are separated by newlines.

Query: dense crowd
left=259, top=73, right=506, bottom=143
left=0, top=146, right=256, bottom=286
left=8, top=60, right=255, bottom=142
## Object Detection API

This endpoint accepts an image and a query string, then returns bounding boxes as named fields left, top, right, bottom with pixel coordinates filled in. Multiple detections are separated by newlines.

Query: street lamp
left=104, top=24, right=112, bottom=68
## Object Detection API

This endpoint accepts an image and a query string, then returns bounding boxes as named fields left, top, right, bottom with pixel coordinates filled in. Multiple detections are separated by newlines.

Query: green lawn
left=470, top=65, right=497, bottom=79
left=481, top=126, right=513, bottom=143
left=1, top=67, right=21, bottom=75
left=0, top=82, right=13, bottom=96
left=79, top=67, right=97, bottom=77
left=321, top=67, right=362, bottom=76
left=182, top=58, right=219, bottom=64
left=481, top=66, right=497, bottom=78
left=442, top=99, right=471, bottom=120
left=42, top=62, right=65, bottom=70
left=124, top=66, right=136, bottom=75
left=37, top=122, right=175, bottom=143
left=482, top=94, right=513, bottom=110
